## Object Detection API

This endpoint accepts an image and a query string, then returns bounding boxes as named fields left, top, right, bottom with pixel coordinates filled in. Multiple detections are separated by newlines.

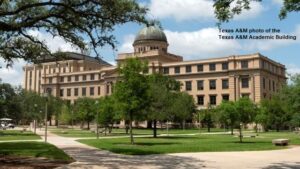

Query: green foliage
left=217, top=101, right=238, bottom=134
left=213, top=0, right=299, bottom=23
left=97, top=96, right=119, bottom=129
left=200, top=104, right=216, bottom=132
left=113, top=58, right=149, bottom=143
left=0, top=0, right=148, bottom=65
left=58, top=104, right=72, bottom=125
left=74, top=97, right=97, bottom=129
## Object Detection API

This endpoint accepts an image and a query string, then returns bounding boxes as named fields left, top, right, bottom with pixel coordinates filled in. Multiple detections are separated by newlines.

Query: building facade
left=23, top=26, right=287, bottom=109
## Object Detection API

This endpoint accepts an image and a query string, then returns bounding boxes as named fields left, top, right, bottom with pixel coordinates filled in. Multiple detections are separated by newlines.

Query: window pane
left=209, top=63, right=216, bottom=71
left=209, top=80, right=216, bottom=90
left=222, top=79, right=229, bottom=89
left=185, top=81, right=192, bottom=91
left=210, top=95, right=216, bottom=105
left=222, top=62, right=228, bottom=70
left=175, top=66, right=180, bottom=74
left=197, top=64, right=203, bottom=72
left=241, top=78, right=249, bottom=88
left=197, top=80, right=204, bottom=90
left=186, top=65, right=192, bottom=73
left=197, top=95, right=204, bottom=105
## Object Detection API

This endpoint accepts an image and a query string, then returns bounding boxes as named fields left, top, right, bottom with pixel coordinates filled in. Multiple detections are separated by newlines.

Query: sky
left=1, top=0, right=300, bottom=86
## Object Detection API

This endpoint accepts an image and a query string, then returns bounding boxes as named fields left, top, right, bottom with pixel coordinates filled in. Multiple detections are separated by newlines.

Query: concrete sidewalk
left=36, top=129, right=300, bottom=169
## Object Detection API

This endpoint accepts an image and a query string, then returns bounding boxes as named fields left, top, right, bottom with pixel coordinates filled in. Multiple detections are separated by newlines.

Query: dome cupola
left=133, top=26, right=168, bottom=53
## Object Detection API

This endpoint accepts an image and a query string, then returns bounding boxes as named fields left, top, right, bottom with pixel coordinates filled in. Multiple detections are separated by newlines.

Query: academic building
left=23, top=26, right=287, bottom=109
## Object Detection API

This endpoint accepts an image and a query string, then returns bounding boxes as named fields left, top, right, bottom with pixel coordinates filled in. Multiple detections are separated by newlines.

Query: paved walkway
left=35, top=130, right=300, bottom=169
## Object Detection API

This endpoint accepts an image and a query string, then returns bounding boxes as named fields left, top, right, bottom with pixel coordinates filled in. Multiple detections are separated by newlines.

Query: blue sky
left=1, top=0, right=300, bottom=85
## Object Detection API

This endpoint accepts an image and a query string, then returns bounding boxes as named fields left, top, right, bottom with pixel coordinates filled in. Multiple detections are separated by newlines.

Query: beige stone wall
left=23, top=52, right=286, bottom=108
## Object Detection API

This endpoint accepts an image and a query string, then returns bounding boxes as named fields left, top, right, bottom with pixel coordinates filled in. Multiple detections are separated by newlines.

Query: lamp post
left=43, top=92, right=49, bottom=143
left=95, top=100, right=99, bottom=139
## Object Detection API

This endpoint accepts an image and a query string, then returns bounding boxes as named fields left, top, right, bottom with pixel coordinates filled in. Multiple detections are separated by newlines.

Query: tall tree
left=217, top=101, right=238, bottom=135
left=97, top=96, right=118, bottom=135
left=171, top=92, right=196, bottom=130
left=113, top=58, right=149, bottom=144
left=74, top=97, right=96, bottom=129
left=147, top=73, right=180, bottom=137
left=235, top=97, right=256, bottom=142
left=0, top=0, right=147, bottom=65
left=200, top=104, right=216, bottom=132
left=213, top=0, right=299, bottom=23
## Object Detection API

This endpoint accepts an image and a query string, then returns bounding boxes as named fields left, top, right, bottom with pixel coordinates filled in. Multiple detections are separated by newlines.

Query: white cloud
left=0, top=59, right=26, bottom=86
left=0, top=30, right=79, bottom=86
left=272, top=0, right=283, bottom=6
left=149, top=0, right=214, bottom=21
left=148, top=0, right=265, bottom=21
left=233, top=2, right=266, bottom=20
left=119, top=27, right=241, bottom=60
left=28, top=30, right=79, bottom=52
left=286, top=64, right=300, bottom=76
left=119, top=34, right=135, bottom=53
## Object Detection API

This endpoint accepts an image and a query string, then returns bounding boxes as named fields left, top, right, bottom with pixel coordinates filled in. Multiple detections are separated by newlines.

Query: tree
left=235, top=97, right=256, bottom=142
left=113, top=58, right=149, bottom=144
left=171, top=92, right=196, bottom=129
left=0, top=0, right=147, bottom=66
left=147, top=73, right=180, bottom=137
left=213, top=0, right=299, bottom=23
left=217, top=101, right=238, bottom=135
left=97, top=96, right=118, bottom=135
left=74, top=97, right=96, bottom=129
left=58, top=104, right=72, bottom=125
left=200, top=104, right=216, bottom=132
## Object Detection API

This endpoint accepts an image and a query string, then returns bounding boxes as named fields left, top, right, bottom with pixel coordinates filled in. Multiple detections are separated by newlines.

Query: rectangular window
left=67, top=88, right=71, bottom=96
left=106, top=85, right=110, bottom=94
left=82, top=87, right=86, bottom=96
left=91, top=74, right=95, bottom=80
left=75, top=75, right=79, bottom=81
left=273, top=81, right=275, bottom=92
left=197, top=95, right=204, bottom=105
left=241, top=93, right=250, bottom=98
left=90, top=87, right=94, bottom=96
left=186, top=65, right=192, bottom=73
left=209, top=63, right=216, bottom=71
left=82, top=75, right=86, bottom=81
left=222, top=62, right=228, bottom=70
left=222, top=94, right=229, bottom=101
left=174, top=66, right=180, bottom=74
left=60, top=77, right=64, bottom=83
left=197, top=64, right=203, bottom=72
left=241, top=60, right=248, bottom=69
left=222, top=79, right=229, bottom=89
left=263, top=78, right=266, bottom=89
left=209, top=80, right=216, bottom=90
left=60, top=89, right=64, bottom=97
left=210, top=95, right=217, bottom=105
left=185, top=81, right=192, bottom=91
left=68, top=76, right=71, bottom=82
left=241, top=78, right=249, bottom=88
left=163, top=67, right=169, bottom=74
left=49, top=77, right=52, bottom=84
left=269, top=80, right=271, bottom=91
left=98, top=86, right=101, bottom=95
left=74, top=88, right=78, bottom=96
left=197, top=80, right=204, bottom=90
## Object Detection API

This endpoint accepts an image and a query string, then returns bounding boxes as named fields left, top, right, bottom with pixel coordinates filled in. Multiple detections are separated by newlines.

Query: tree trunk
left=207, top=122, right=211, bottom=132
left=87, top=121, right=90, bottom=130
left=183, top=120, right=186, bottom=130
left=104, top=127, right=107, bottom=136
left=125, top=120, right=129, bottom=134
left=239, top=126, right=243, bottom=143
left=153, top=119, right=157, bottom=138
left=231, top=126, right=234, bottom=135
left=129, top=112, right=134, bottom=144
left=255, top=122, right=258, bottom=133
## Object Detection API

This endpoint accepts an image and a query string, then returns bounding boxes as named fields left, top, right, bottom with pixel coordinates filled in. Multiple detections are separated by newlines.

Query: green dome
left=133, top=26, right=167, bottom=45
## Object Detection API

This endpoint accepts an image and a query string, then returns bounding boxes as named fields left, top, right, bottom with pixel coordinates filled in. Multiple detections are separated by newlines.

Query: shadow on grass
left=0, top=131, right=36, bottom=137
left=62, top=146, right=205, bottom=169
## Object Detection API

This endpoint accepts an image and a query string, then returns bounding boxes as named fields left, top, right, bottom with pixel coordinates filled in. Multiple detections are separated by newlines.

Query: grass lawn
left=50, top=128, right=225, bottom=138
left=0, top=130, right=41, bottom=141
left=0, top=141, right=72, bottom=161
left=78, top=132, right=300, bottom=155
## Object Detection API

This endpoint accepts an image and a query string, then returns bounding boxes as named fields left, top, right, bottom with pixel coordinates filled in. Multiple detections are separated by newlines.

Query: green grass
left=0, top=141, right=72, bottom=161
left=78, top=132, right=300, bottom=155
left=50, top=128, right=225, bottom=138
left=0, top=130, right=41, bottom=141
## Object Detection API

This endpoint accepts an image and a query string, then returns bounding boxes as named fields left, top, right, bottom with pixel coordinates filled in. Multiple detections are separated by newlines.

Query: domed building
left=23, top=26, right=286, bottom=127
